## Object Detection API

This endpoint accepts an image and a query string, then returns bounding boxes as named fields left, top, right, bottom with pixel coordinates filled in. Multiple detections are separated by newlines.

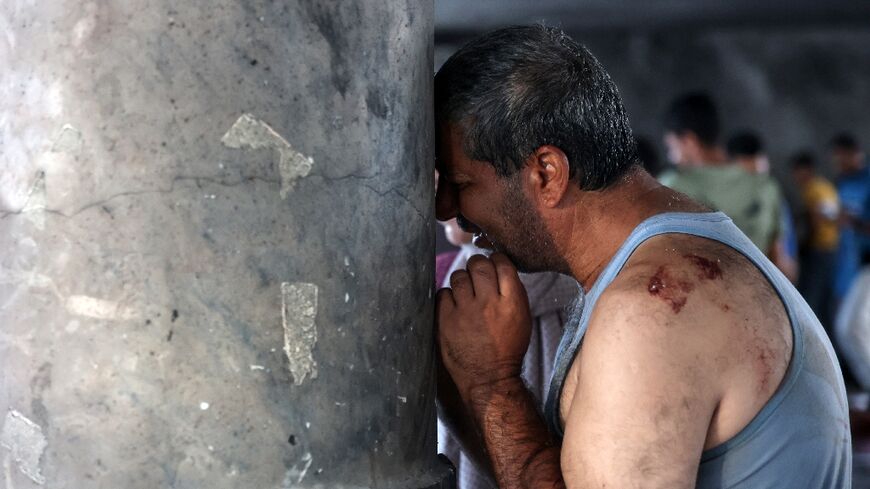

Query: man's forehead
left=435, top=126, right=469, bottom=174
left=437, top=153, right=481, bottom=182
left=435, top=123, right=501, bottom=181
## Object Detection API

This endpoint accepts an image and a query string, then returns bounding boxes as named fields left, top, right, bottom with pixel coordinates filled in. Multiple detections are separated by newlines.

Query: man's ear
left=525, top=145, right=571, bottom=208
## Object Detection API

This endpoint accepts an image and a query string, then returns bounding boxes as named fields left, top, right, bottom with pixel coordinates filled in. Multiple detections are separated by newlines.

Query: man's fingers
left=466, top=254, right=500, bottom=297
left=436, top=286, right=455, bottom=305
left=449, top=269, right=474, bottom=299
left=490, top=252, right=526, bottom=299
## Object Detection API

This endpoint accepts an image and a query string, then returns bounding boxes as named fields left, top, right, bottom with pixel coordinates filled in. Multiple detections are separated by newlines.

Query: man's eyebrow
left=447, top=172, right=471, bottom=183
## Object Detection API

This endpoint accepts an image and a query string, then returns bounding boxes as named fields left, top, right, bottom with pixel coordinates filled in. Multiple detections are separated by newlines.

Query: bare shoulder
left=559, top=236, right=744, bottom=488
left=599, top=233, right=787, bottom=325
left=569, top=233, right=793, bottom=447
left=560, top=234, right=794, bottom=486
left=580, top=237, right=737, bottom=396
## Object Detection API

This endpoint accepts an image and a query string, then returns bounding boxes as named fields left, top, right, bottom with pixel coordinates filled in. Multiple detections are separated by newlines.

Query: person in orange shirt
left=792, top=151, right=840, bottom=330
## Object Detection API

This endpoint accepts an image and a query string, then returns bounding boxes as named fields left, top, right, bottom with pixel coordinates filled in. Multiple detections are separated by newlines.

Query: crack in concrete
left=0, top=174, right=280, bottom=221
left=360, top=184, right=426, bottom=221
left=314, top=171, right=381, bottom=183
left=306, top=172, right=427, bottom=220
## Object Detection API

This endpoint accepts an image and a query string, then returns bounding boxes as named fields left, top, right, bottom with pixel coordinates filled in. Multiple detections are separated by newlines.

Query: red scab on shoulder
left=684, top=254, right=723, bottom=280
left=647, top=266, right=693, bottom=313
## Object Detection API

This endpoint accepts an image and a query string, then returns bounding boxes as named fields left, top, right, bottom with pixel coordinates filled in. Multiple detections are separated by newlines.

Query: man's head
left=790, top=151, right=817, bottom=188
left=434, top=25, right=637, bottom=273
left=663, top=92, right=721, bottom=167
left=727, top=131, right=769, bottom=175
left=829, top=132, right=865, bottom=175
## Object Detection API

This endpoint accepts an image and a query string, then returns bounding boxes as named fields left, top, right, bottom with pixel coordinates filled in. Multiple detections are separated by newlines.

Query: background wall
left=581, top=27, right=870, bottom=183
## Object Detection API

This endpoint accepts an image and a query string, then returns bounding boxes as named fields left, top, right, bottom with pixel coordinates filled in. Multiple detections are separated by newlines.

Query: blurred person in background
left=635, top=135, right=669, bottom=178
left=792, top=151, right=840, bottom=331
left=435, top=216, right=581, bottom=489
left=831, top=133, right=870, bottom=303
left=727, top=131, right=799, bottom=282
left=835, top=247, right=870, bottom=467
left=830, top=135, right=870, bottom=456
left=658, top=92, right=725, bottom=187
left=727, top=130, right=770, bottom=175
left=662, top=93, right=792, bottom=279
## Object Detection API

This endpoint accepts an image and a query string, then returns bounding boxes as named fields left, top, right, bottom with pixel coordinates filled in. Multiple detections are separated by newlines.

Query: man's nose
left=435, top=175, right=458, bottom=221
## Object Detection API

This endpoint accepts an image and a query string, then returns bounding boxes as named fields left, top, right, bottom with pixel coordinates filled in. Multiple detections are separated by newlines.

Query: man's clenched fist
left=436, top=252, right=533, bottom=403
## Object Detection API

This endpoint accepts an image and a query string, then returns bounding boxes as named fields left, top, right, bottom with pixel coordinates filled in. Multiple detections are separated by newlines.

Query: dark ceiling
left=435, top=0, right=870, bottom=43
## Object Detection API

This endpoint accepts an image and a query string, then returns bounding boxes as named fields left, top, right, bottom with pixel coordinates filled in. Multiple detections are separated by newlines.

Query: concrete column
left=1, top=1, right=450, bottom=487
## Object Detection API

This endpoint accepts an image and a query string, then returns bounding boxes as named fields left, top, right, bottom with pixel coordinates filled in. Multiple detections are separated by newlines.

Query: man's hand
left=436, top=253, right=532, bottom=402
left=435, top=253, right=564, bottom=489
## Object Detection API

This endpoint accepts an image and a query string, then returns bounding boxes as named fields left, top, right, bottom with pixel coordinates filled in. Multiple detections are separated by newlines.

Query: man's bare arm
left=560, top=284, right=717, bottom=488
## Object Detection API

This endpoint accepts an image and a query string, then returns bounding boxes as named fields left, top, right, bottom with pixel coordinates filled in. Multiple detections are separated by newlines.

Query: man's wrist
left=465, top=374, right=527, bottom=416
left=446, top=359, right=521, bottom=399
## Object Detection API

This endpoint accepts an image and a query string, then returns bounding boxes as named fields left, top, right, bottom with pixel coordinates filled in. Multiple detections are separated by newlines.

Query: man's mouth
left=472, top=232, right=494, bottom=250
left=456, top=215, right=494, bottom=249
left=455, top=215, right=479, bottom=234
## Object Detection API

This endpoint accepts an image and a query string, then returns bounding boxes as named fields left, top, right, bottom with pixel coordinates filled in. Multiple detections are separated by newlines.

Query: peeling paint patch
left=1, top=410, right=47, bottom=485
left=222, top=114, right=313, bottom=199
left=3, top=452, right=13, bottom=489
left=281, top=282, right=318, bottom=385
left=65, top=295, right=139, bottom=320
left=282, top=452, right=313, bottom=487
left=50, top=124, right=82, bottom=154
left=21, top=171, right=47, bottom=230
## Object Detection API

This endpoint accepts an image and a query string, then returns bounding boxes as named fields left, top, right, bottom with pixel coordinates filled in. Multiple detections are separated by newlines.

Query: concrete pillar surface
left=0, top=1, right=448, bottom=488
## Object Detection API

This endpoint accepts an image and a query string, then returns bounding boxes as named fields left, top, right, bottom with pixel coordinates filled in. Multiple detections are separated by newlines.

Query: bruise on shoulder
left=647, top=266, right=694, bottom=313
left=646, top=254, right=725, bottom=314
left=683, top=253, right=724, bottom=280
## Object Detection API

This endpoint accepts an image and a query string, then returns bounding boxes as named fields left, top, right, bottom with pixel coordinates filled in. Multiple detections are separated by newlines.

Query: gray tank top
left=544, top=212, right=852, bottom=488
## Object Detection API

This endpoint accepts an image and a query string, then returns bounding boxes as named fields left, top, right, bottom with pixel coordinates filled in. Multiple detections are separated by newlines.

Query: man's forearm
left=468, top=377, right=566, bottom=489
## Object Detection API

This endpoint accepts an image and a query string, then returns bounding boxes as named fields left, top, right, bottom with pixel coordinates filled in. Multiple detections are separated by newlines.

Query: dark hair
left=726, top=131, right=763, bottom=158
left=664, top=92, right=720, bottom=146
left=790, top=151, right=816, bottom=170
left=830, top=132, right=860, bottom=151
left=434, top=25, right=637, bottom=191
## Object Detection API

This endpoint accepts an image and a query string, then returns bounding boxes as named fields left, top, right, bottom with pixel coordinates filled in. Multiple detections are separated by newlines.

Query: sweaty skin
left=439, top=238, right=791, bottom=489
left=435, top=125, right=792, bottom=488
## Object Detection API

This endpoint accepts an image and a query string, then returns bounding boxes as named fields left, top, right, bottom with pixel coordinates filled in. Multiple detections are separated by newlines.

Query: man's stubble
left=493, top=176, right=572, bottom=275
